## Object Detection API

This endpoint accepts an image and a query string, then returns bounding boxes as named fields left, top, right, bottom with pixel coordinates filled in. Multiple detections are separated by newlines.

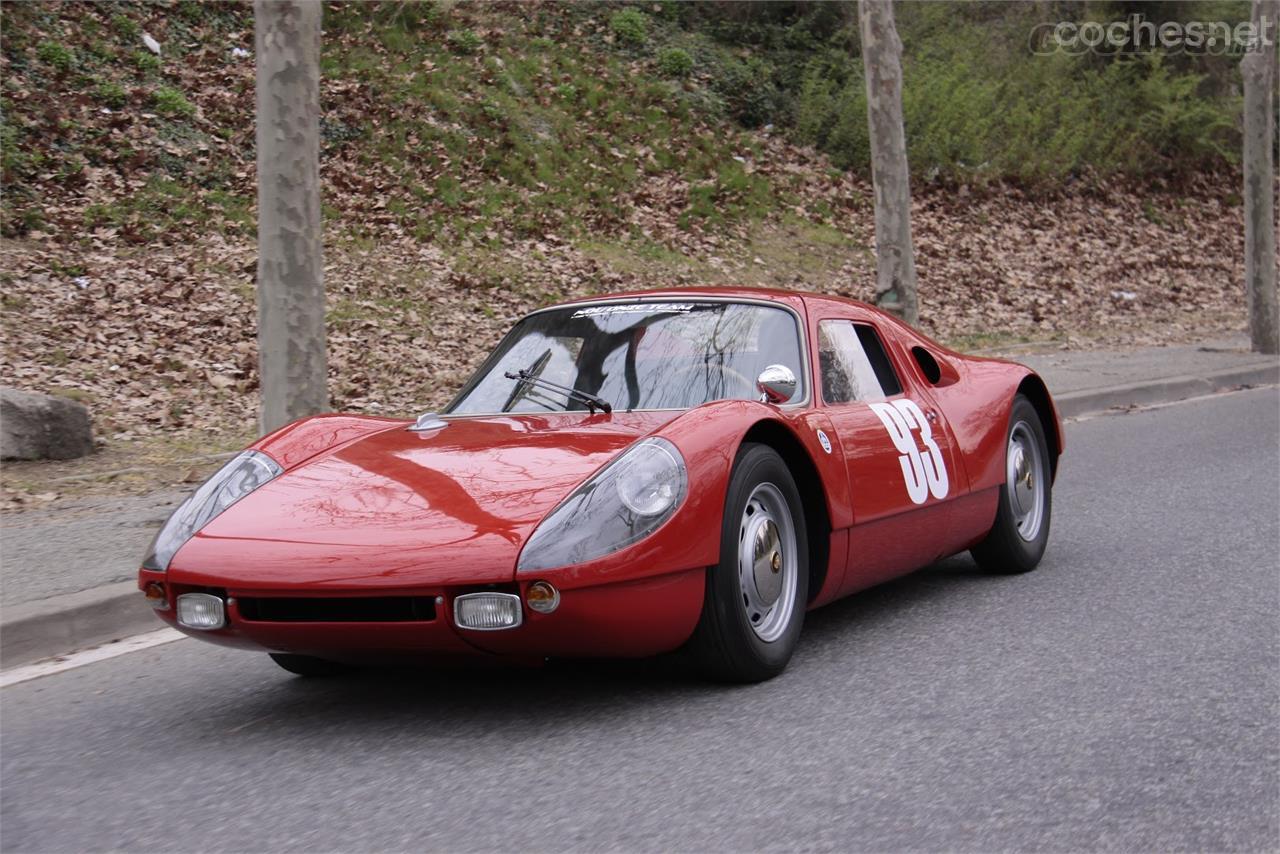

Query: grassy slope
left=0, top=1, right=1250, bottom=502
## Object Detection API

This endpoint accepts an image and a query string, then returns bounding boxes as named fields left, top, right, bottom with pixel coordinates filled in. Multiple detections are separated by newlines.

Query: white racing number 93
left=870, top=399, right=949, bottom=505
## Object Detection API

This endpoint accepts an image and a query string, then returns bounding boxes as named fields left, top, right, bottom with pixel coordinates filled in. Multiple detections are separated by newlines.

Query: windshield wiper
left=503, top=370, right=612, bottom=415
left=501, top=349, right=552, bottom=413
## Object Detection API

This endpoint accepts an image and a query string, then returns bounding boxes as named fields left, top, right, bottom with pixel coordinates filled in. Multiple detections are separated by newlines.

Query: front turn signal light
left=144, top=582, right=167, bottom=609
left=525, top=581, right=560, bottom=614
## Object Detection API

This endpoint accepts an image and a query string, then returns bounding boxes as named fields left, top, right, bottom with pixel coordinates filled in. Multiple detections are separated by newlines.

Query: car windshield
left=447, top=300, right=806, bottom=414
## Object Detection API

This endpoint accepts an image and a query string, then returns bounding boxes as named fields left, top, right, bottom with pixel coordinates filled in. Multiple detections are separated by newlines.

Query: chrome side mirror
left=756, top=364, right=797, bottom=404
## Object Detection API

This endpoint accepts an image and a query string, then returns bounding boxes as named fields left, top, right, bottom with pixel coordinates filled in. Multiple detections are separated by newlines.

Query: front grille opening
left=237, top=596, right=437, bottom=623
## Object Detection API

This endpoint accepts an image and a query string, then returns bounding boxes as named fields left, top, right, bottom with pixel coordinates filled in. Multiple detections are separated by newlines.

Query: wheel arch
left=1016, top=375, right=1062, bottom=480
left=740, top=419, right=832, bottom=604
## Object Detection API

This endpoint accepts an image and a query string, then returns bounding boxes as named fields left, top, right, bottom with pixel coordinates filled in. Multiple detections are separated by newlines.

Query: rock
left=0, top=388, right=94, bottom=460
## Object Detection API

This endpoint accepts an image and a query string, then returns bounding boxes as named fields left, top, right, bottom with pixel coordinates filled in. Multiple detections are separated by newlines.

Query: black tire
left=689, top=443, right=809, bottom=683
left=971, top=395, right=1053, bottom=574
left=268, top=653, right=356, bottom=677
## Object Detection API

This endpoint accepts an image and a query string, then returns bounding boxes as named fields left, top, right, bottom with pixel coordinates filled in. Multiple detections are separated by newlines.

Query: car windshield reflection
left=447, top=301, right=805, bottom=414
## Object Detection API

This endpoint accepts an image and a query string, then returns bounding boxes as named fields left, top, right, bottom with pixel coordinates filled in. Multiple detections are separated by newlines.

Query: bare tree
left=858, top=0, right=918, bottom=325
left=256, top=0, right=327, bottom=433
left=1241, top=0, right=1278, bottom=354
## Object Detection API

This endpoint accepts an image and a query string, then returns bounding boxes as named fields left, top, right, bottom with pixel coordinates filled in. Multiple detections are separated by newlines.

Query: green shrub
left=133, top=50, right=161, bottom=72
left=900, top=55, right=998, bottom=175
left=793, top=50, right=850, bottom=149
left=0, top=121, right=31, bottom=180
left=95, top=80, right=128, bottom=109
left=657, top=47, right=694, bottom=78
left=665, top=1, right=1242, bottom=182
left=610, top=8, right=648, bottom=46
left=711, top=56, right=782, bottom=127
left=177, top=1, right=207, bottom=23
left=790, top=29, right=1237, bottom=182
left=1125, top=57, right=1237, bottom=170
left=151, top=86, right=194, bottom=117
left=110, top=13, right=140, bottom=39
left=652, top=0, right=684, bottom=23
left=446, top=29, right=482, bottom=54
left=36, top=41, right=75, bottom=73
left=85, top=39, right=116, bottom=62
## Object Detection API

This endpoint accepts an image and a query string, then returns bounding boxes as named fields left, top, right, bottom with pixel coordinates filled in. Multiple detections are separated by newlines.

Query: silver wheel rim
left=1006, top=421, right=1046, bottom=542
left=737, top=482, right=798, bottom=643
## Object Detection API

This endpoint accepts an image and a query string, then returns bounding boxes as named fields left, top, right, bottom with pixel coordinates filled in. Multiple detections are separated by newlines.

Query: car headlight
left=141, top=450, right=282, bottom=572
left=518, top=437, right=688, bottom=572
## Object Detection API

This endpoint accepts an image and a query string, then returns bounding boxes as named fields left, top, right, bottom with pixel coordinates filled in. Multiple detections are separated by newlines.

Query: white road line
left=0, top=628, right=186, bottom=688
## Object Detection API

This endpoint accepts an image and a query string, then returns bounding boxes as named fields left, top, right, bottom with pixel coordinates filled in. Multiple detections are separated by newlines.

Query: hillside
left=0, top=1, right=1252, bottom=494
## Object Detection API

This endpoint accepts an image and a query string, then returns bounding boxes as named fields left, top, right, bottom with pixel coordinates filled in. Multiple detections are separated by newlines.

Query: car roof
left=550, top=285, right=876, bottom=314
left=503, top=285, right=1003, bottom=400
left=540, top=286, right=940, bottom=353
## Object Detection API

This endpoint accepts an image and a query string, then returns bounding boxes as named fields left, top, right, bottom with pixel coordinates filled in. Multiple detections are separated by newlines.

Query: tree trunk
left=256, top=0, right=327, bottom=433
left=858, top=0, right=918, bottom=325
left=1241, top=0, right=1279, bottom=354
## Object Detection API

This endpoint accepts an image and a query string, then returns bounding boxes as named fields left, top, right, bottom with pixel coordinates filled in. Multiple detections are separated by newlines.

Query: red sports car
left=138, top=288, right=1061, bottom=682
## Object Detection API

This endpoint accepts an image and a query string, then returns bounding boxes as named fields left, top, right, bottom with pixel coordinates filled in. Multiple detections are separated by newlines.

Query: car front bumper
left=137, top=567, right=706, bottom=663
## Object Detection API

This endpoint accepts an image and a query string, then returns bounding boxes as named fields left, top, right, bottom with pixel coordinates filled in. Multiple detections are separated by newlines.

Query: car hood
left=171, top=411, right=677, bottom=589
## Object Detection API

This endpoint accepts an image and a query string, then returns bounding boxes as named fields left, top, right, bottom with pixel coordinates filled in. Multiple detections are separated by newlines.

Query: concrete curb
left=1, top=359, right=1277, bottom=671
left=1054, top=362, right=1278, bottom=419
left=1, top=581, right=158, bottom=669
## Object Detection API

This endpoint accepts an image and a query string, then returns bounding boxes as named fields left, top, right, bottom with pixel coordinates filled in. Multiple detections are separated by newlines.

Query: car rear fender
left=1015, top=372, right=1063, bottom=480
left=931, top=359, right=1063, bottom=492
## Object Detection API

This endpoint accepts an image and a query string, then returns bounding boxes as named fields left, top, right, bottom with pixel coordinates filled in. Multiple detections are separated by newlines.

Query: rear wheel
left=689, top=443, right=808, bottom=682
left=268, top=653, right=356, bottom=677
left=971, top=395, right=1052, bottom=574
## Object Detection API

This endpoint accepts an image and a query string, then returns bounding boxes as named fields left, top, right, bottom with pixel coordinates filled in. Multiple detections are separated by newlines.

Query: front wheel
left=971, top=395, right=1053, bottom=574
left=269, top=653, right=356, bottom=677
left=689, top=443, right=808, bottom=682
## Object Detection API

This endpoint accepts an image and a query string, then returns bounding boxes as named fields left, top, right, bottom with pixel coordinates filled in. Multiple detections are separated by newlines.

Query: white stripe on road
left=0, top=628, right=186, bottom=688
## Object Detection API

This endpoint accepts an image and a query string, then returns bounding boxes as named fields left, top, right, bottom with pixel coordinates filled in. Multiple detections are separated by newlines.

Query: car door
left=814, top=317, right=963, bottom=593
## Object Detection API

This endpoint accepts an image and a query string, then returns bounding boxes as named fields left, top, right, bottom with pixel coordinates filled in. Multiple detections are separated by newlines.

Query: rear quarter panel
left=867, top=312, right=1060, bottom=494
left=926, top=356, right=1037, bottom=492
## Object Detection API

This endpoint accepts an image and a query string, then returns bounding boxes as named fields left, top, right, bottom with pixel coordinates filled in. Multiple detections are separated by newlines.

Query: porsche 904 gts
left=139, top=288, right=1061, bottom=682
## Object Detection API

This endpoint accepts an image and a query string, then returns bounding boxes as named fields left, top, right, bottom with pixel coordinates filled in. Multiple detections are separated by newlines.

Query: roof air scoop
left=408, top=412, right=448, bottom=432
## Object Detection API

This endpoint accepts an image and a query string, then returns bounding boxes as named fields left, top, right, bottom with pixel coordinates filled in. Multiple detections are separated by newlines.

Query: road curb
left=1053, top=362, right=1278, bottom=419
left=1, top=581, right=158, bottom=670
left=2, top=360, right=1277, bottom=671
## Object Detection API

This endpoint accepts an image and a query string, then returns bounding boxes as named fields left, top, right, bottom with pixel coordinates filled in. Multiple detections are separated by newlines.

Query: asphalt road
left=3, top=387, right=1277, bottom=853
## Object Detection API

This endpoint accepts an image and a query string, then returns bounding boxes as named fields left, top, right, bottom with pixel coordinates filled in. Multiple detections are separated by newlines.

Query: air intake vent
left=237, top=596, right=437, bottom=623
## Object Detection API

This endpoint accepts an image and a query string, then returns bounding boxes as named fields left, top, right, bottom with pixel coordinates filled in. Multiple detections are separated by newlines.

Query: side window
left=818, top=320, right=902, bottom=404
left=855, top=324, right=902, bottom=396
